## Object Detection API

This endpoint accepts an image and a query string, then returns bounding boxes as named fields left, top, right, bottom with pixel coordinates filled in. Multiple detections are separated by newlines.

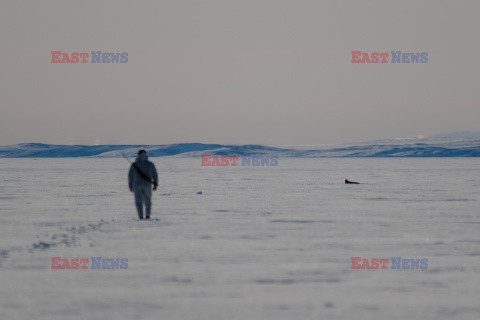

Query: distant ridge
left=0, top=138, right=479, bottom=158
left=432, top=131, right=480, bottom=139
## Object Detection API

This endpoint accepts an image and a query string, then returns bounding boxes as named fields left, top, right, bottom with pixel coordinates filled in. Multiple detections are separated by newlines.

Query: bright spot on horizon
left=417, top=134, right=425, bottom=139
left=94, top=139, right=101, bottom=145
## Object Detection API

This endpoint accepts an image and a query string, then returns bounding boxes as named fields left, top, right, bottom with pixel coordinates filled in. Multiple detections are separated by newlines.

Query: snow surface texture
left=0, top=158, right=479, bottom=320
left=1, top=137, right=480, bottom=158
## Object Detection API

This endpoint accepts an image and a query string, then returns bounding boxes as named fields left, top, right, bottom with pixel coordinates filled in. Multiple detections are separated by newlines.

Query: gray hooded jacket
left=128, top=153, right=158, bottom=190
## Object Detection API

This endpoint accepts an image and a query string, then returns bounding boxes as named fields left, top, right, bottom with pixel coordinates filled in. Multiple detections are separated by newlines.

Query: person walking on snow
left=128, top=149, right=158, bottom=220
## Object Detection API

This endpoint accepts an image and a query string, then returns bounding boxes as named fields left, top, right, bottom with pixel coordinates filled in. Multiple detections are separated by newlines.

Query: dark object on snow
left=197, top=191, right=203, bottom=195
left=124, top=151, right=159, bottom=220
left=345, top=179, right=360, bottom=184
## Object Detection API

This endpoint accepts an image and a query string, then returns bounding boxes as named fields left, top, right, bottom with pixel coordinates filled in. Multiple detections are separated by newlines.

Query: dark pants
left=133, top=185, right=152, bottom=219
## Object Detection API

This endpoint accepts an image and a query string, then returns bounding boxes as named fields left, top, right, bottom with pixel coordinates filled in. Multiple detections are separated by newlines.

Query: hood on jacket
left=136, top=153, right=148, bottom=162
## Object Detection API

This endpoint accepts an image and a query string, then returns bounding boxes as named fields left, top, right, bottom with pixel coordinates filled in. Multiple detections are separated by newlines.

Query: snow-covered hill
left=0, top=138, right=479, bottom=158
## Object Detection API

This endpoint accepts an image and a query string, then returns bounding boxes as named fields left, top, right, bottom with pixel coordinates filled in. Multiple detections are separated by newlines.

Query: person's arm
left=128, top=165, right=134, bottom=192
left=151, top=164, right=158, bottom=190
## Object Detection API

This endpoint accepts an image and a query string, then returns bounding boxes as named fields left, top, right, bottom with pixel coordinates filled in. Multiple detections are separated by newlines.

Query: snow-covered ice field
left=1, top=158, right=479, bottom=319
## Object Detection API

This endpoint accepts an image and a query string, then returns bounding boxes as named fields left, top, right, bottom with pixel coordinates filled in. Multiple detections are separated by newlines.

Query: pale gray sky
left=1, top=0, right=478, bottom=145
